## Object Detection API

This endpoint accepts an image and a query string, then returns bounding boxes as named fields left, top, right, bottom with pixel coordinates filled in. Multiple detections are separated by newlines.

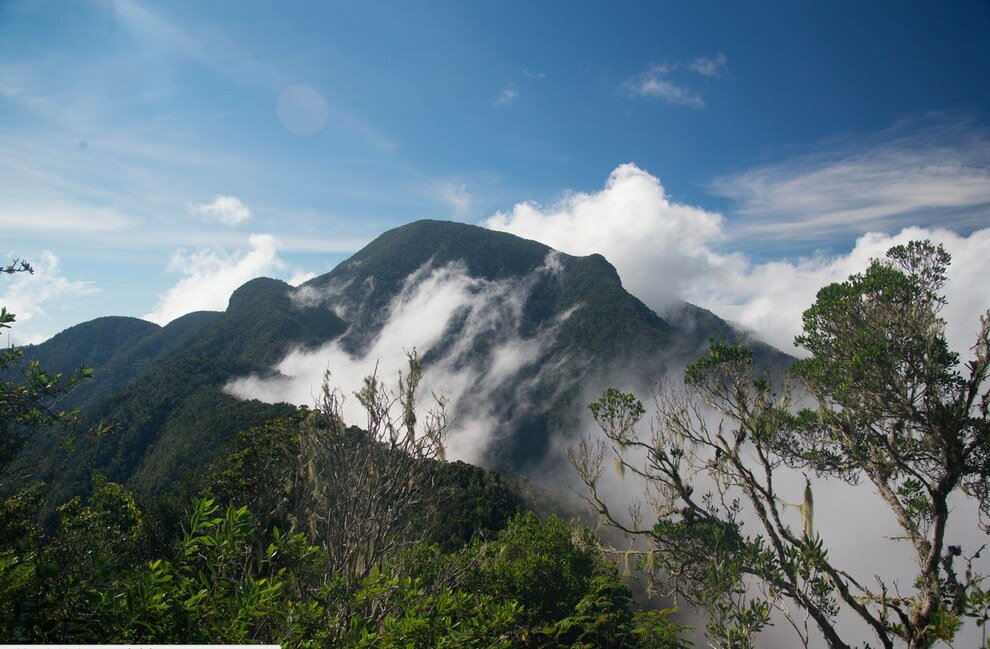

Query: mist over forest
left=3, top=2, right=990, bottom=647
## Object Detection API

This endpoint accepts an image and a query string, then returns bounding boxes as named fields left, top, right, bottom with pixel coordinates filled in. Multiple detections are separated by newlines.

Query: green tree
left=0, top=306, right=94, bottom=485
left=456, top=511, right=688, bottom=648
left=572, top=241, right=990, bottom=648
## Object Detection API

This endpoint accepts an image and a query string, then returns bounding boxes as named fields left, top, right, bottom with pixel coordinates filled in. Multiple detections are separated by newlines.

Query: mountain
left=18, top=311, right=222, bottom=410
left=14, top=278, right=347, bottom=503
left=12, top=220, right=788, bottom=501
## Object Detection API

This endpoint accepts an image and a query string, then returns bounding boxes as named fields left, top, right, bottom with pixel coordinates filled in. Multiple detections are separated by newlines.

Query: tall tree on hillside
left=572, top=241, right=990, bottom=648
left=293, top=351, right=450, bottom=589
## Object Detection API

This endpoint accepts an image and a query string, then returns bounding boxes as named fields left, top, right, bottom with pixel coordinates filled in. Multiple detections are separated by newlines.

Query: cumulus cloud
left=486, top=163, right=730, bottom=309
left=712, top=117, right=990, bottom=241
left=624, top=54, right=726, bottom=108
left=485, top=163, right=990, bottom=357
left=708, top=227, right=990, bottom=355
left=0, top=251, right=97, bottom=344
left=143, top=233, right=311, bottom=324
left=189, top=194, right=251, bottom=225
left=226, top=256, right=569, bottom=464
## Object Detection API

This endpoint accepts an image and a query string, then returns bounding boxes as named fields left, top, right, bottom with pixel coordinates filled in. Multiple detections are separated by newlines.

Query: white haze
left=143, top=233, right=312, bottom=325
left=541, top=385, right=990, bottom=647
left=486, top=163, right=990, bottom=358
left=225, top=254, right=570, bottom=464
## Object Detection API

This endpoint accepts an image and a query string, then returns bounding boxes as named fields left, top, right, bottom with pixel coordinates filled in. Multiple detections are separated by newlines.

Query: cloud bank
left=226, top=255, right=569, bottom=464
left=486, top=163, right=990, bottom=356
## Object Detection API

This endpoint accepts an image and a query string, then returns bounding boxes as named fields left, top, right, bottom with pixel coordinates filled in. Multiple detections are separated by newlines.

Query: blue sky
left=2, top=0, right=989, bottom=345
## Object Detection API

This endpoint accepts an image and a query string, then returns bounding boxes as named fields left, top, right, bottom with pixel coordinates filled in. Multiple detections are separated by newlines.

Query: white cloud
left=712, top=117, right=990, bottom=241
left=495, top=88, right=519, bottom=107
left=0, top=204, right=135, bottom=232
left=436, top=182, right=472, bottom=217
left=628, top=75, right=704, bottom=107
left=485, top=163, right=990, bottom=358
left=705, top=227, right=990, bottom=356
left=624, top=54, right=726, bottom=108
left=522, top=69, right=546, bottom=79
left=287, top=270, right=317, bottom=286
left=687, top=52, right=727, bottom=77
left=0, top=251, right=98, bottom=344
left=226, top=256, right=569, bottom=464
left=189, top=195, right=252, bottom=225
left=486, top=163, right=729, bottom=309
left=143, top=233, right=298, bottom=324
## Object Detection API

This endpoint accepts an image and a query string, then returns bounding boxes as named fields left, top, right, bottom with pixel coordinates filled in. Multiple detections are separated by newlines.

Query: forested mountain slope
left=12, top=220, right=788, bottom=501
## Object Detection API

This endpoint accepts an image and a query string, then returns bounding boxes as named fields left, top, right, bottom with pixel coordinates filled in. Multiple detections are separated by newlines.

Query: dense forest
left=2, top=240, right=989, bottom=647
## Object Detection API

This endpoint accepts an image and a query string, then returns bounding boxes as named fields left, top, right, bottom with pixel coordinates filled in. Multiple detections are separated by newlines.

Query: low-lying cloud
left=225, top=255, right=570, bottom=464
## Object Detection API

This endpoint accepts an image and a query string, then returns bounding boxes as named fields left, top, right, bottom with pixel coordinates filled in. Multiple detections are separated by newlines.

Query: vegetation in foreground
left=2, top=239, right=989, bottom=647
left=574, top=241, right=990, bottom=648
left=0, top=312, right=686, bottom=646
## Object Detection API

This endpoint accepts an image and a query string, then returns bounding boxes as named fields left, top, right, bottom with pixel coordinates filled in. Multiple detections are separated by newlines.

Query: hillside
left=12, top=220, right=788, bottom=501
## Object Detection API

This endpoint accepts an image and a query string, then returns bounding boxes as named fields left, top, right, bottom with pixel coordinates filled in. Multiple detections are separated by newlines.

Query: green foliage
left=0, top=477, right=142, bottom=641
left=102, top=498, right=291, bottom=643
left=340, top=570, right=522, bottom=648
left=589, top=388, right=647, bottom=443
left=0, top=308, right=97, bottom=483
left=575, top=240, right=990, bottom=648
left=12, top=274, right=340, bottom=503
left=2, top=478, right=688, bottom=647
left=201, top=412, right=525, bottom=555
left=451, top=512, right=687, bottom=647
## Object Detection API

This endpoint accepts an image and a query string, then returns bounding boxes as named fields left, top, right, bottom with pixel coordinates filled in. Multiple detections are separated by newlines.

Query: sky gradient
left=2, top=0, right=989, bottom=346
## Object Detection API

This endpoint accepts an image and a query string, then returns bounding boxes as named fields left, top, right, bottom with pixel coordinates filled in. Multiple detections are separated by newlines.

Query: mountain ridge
left=11, top=220, right=790, bottom=501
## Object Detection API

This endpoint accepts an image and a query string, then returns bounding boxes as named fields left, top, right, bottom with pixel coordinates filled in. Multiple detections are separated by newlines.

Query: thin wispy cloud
left=687, top=53, right=728, bottom=77
left=712, top=116, right=990, bottom=242
left=189, top=195, right=252, bottom=225
left=0, top=204, right=135, bottom=233
left=629, top=75, right=705, bottom=108
left=624, top=53, right=727, bottom=108
left=495, top=88, right=519, bottom=107
left=113, top=0, right=278, bottom=85
left=436, top=181, right=472, bottom=217
left=522, top=69, right=546, bottom=79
